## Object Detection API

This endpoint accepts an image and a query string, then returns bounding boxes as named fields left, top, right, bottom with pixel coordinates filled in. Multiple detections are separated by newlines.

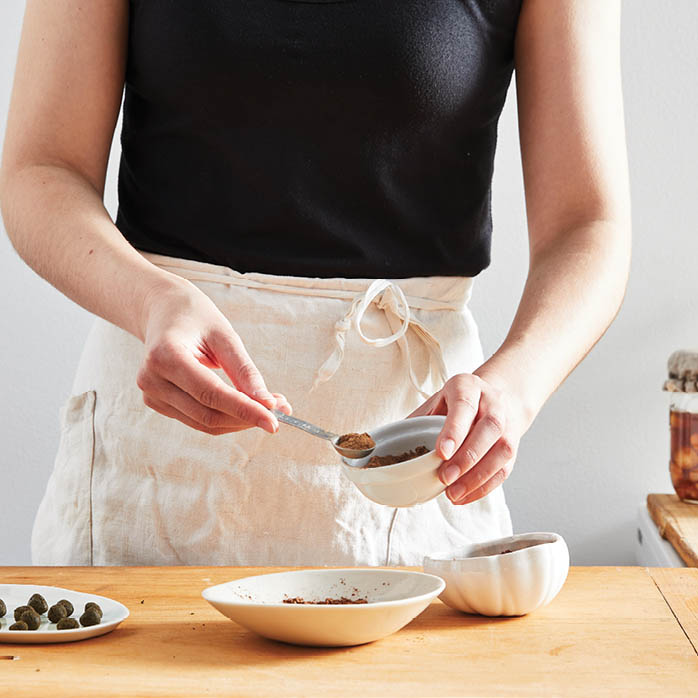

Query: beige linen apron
left=32, top=253, right=512, bottom=566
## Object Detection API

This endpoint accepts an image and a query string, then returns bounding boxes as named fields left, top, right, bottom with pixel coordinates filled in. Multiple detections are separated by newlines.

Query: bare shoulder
left=515, top=0, right=621, bottom=70
left=2, top=0, right=129, bottom=191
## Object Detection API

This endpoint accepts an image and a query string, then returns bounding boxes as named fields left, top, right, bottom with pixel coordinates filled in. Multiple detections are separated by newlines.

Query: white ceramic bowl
left=423, top=532, right=570, bottom=617
left=341, top=415, right=446, bottom=507
left=202, top=568, right=445, bottom=647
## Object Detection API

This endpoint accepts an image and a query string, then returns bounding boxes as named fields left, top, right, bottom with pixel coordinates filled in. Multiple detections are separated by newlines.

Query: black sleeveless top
left=116, top=0, right=522, bottom=278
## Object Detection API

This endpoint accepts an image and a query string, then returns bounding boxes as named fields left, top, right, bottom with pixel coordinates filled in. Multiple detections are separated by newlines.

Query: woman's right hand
left=135, top=276, right=291, bottom=435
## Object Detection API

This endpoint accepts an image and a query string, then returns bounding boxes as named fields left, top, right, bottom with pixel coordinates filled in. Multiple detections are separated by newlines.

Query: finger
left=143, top=394, right=242, bottom=436
left=206, top=329, right=276, bottom=409
left=439, top=391, right=505, bottom=486
left=436, top=376, right=481, bottom=461
left=144, top=377, right=260, bottom=432
left=407, top=391, right=444, bottom=419
left=453, top=467, right=510, bottom=506
left=446, top=439, right=516, bottom=502
left=272, top=393, right=293, bottom=415
left=151, top=349, right=278, bottom=433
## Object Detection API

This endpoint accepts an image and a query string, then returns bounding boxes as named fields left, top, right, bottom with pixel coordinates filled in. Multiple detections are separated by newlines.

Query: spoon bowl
left=272, top=410, right=375, bottom=459
left=331, top=436, right=375, bottom=460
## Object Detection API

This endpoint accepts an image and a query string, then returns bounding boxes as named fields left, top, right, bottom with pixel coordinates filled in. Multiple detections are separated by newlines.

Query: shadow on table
left=409, top=602, right=522, bottom=631
left=71, top=603, right=522, bottom=672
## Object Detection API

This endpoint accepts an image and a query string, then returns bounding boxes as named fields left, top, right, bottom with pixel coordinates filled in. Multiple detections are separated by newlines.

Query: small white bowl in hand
left=423, top=532, right=570, bottom=616
left=340, top=415, right=447, bottom=507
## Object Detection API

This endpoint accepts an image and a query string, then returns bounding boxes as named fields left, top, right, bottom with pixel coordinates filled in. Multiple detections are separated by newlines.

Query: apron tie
left=312, top=279, right=449, bottom=399
left=139, top=252, right=467, bottom=401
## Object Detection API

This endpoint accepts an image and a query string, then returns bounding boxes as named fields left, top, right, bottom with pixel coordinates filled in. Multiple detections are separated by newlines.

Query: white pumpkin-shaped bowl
left=423, top=532, right=569, bottom=616
left=341, top=416, right=446, bottom=508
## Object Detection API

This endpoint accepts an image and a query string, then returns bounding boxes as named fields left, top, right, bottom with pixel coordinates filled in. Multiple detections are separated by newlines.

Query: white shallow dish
left=202, top=568, right=445, bottom=647
left=341, top=415, right=447, bottom=507
left=0, top=584, right=129, bottom=644
left=423, top=532, right=570, bottom=617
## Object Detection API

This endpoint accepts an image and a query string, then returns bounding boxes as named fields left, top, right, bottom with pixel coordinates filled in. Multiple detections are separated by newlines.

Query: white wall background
left=0, top=0, right=695, bottom=565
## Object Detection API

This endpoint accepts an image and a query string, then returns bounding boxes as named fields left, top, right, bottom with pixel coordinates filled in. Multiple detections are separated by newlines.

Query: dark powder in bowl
left=337, top=432, right=375, bottom=450
left=364, top=445, right=429, bottom=468
left=282, top=597, right=368, bottom=605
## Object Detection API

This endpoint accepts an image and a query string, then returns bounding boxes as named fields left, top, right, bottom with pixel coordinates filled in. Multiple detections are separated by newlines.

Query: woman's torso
left=117, top=0, right=521, bottom=278
left=32, top=255, right=512, bottom=566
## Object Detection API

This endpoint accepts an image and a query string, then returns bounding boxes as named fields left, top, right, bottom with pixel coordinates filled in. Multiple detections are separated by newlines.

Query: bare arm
left=0, top=0, right=285, bottom=434
left=413, top=0, right=631, bottom=504
left=478, top=0, right=631, bottom=418
left=0, top=0, right=157, bottom=337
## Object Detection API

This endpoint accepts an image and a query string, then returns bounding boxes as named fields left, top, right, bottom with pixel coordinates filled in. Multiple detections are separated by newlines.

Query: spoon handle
left=271, top=409, right=337, bottom=442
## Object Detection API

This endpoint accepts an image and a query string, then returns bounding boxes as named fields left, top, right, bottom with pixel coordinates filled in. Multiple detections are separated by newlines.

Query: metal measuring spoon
left=271, top=409, right=375, bottom=459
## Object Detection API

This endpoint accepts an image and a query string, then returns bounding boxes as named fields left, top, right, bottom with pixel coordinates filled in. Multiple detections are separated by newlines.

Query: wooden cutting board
left=0, top=566, right=697, bottom=697
left=647, top=493, right=698, bottom=566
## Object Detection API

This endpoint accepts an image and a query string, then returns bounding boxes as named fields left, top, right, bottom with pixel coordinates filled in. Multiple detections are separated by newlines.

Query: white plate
left=202, top=568, right=445, bottom=647
left=0, top=584, right=129, bottom=644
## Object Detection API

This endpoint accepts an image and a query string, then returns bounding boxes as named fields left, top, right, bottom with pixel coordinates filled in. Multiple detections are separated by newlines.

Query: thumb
left=207, top=329, right=276, bottom=409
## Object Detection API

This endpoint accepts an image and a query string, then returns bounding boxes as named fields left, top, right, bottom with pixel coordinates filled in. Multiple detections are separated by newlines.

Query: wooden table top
left=647, top=493, right=698, bottom=567
left=1, top=566, right=697, bottom=697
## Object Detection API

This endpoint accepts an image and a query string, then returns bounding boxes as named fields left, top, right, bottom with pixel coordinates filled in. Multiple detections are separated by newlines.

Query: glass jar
left=669, top=392, right=698, bottom=503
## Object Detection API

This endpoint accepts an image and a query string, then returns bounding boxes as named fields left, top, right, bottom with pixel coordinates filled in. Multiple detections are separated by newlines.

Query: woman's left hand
left=408, top=372, right=529, bottom=505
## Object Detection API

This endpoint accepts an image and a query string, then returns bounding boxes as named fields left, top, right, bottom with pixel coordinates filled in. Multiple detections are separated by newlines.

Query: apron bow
left=311, top=279, right=449, bottom=399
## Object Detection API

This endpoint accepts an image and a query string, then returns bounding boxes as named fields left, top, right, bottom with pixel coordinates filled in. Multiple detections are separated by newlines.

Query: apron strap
left=311, top=280, right=449, bottom=399
left=140, top=252, right=459, bottom=400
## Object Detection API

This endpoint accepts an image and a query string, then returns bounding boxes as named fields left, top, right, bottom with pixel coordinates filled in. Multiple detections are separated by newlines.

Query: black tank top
left=116, top=0, right=521, bottom=278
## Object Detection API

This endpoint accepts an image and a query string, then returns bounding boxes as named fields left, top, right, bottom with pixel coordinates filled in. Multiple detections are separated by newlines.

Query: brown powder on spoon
left=337, top=432, right=375, bottom=450
left=364, top=445, right=429, bottom=468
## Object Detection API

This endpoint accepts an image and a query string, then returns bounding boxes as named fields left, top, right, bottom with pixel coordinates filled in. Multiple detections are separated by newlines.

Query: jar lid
left=663, top=350, right=698, bottom=392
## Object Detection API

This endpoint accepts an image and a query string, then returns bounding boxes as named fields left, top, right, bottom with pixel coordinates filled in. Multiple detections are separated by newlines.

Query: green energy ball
left=57, top=599, right=74, bottom=616
left=28, top=593, right=48, bottom=615
left=48, top=604, right=68, bottom=623
left=57, top=617, right=79, bottom=630
left=79, top=608, right=101, bottom=627
left=14, top=605, right=32, bottom=621
left=20, top=609, right=41, bottom=630
left=9, top=621, right=29, bottom=631
left=0, top=599, right=6, bottom=617
left=84, top=602, right=103, bottom=618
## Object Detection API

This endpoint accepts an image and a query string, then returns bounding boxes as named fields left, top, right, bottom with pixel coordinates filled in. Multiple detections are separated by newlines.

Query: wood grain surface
left=647, top=493, right=698, bottom=567
left=0, top=566, right=697, bottom=697
left=649, top=567, right=698, bottom=653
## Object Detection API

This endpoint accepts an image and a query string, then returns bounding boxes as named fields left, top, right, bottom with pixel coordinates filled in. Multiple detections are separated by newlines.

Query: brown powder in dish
left=337, top=432, right=375, bottom=450
left=282, top=597, right=368, bottom=605
left=498, top=543, right=543, bottom=553
left=364, top=445, right=429, bottom=468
